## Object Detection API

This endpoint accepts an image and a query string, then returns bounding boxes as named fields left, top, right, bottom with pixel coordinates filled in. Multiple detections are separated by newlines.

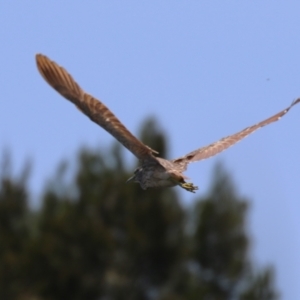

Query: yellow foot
left=179, top=182, right=198, bottom=193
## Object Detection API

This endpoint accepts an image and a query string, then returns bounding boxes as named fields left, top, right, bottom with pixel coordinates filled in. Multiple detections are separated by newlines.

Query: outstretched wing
left=36, top=54, right=158, bottom=162
left=172, top=99, right=300, bottom=171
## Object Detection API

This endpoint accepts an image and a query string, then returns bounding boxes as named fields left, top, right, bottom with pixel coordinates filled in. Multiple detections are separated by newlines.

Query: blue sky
left=1, top=2, right=300, bottom=298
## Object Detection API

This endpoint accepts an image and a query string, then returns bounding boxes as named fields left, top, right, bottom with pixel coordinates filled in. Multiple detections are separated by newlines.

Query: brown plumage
left=36, top=54, right=300, bottom=193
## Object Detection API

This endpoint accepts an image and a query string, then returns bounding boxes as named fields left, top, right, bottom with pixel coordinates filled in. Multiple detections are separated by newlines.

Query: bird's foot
left=179, top=182, right=198, bottom=193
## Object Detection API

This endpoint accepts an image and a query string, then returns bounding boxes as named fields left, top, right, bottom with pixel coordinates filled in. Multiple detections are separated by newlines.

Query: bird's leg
left=179, top=181, right=198, bottom=193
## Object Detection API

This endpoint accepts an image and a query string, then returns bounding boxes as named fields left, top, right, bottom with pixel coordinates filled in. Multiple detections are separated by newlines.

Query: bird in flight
left=36, top=54, right=300, bottom=193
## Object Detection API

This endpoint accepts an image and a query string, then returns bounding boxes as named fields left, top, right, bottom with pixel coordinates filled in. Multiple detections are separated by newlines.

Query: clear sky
left=1, top=2, right=300, bottom=298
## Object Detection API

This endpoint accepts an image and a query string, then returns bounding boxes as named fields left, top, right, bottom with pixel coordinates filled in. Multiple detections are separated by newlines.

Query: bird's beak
left=126, top=174, right=136, bottom=183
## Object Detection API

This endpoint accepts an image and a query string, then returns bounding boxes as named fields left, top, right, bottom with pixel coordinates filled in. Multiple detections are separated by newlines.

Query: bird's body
left=133, top=157, right=194, bottom=190
left=36, top=54, right=300, bottom=193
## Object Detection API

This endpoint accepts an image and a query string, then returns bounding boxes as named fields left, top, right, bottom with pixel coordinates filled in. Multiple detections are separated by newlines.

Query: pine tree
left=0, top=153, right=30, bottom=299
left=0, top=119, right=279, bottom=299
left=160, top=164, right=278, bottom=300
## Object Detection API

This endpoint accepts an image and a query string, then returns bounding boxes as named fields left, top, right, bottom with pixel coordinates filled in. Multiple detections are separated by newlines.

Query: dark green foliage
left=0, top=154, right=30, bottom=299
left=193, top=164, right=249, bottom=296
left=240, top=268, right=278, bottom=300
left=0, top=119, right=278, bottom=299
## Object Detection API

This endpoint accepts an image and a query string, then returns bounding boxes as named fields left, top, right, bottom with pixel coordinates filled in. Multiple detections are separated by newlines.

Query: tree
left=160, top=164, right=278, bottom=300
left=193, top=164, right=250, bottom=298
left=0, top=153, right=30, bottom=299
left=0, top=119, right=278, bottom=299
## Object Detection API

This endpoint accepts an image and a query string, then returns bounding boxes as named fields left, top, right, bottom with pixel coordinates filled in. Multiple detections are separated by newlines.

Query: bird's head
left=126, top=167, right=141, bottom=183
left=126, top=167, right=145, bottom=187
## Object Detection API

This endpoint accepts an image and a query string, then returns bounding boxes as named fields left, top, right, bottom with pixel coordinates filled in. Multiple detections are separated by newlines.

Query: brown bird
left=36, top=54, right=300, bottom=193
